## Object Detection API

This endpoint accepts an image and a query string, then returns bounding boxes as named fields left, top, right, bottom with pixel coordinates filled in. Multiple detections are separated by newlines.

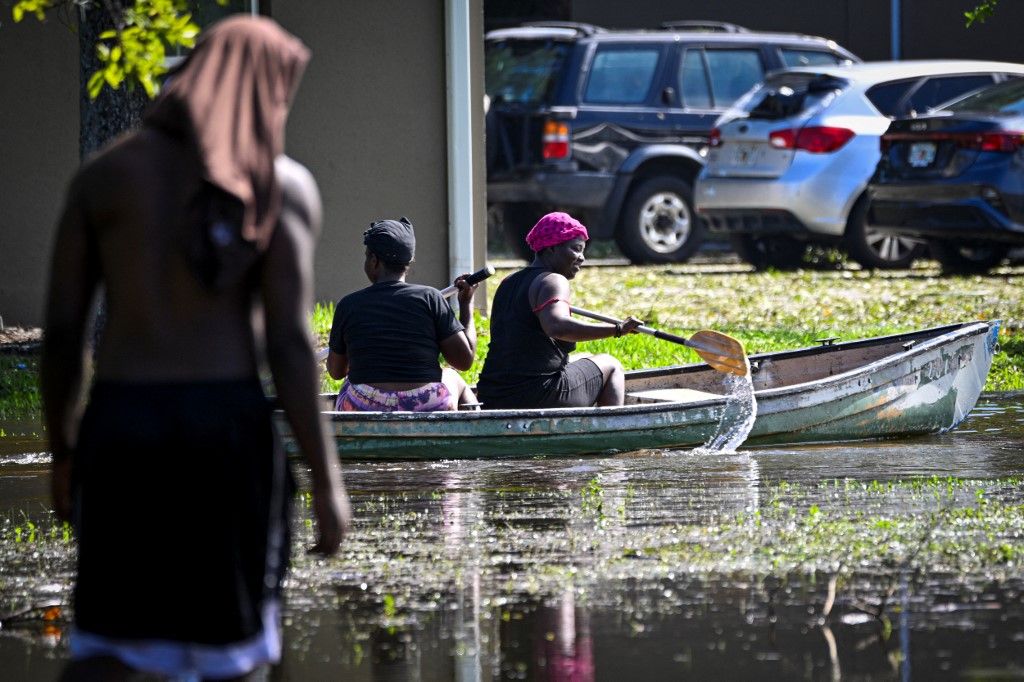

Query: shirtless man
left=40, top=16, right=349, bottom=680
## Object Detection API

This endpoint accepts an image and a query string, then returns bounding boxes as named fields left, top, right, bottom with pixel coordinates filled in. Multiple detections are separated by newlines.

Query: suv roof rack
left=520, top=21, right=605, bottom=36
left=660, top=20, right=749, bottom=33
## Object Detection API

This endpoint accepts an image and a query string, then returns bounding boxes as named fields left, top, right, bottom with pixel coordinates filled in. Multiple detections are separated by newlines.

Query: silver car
left=695, top=61, right=1024, bottom=269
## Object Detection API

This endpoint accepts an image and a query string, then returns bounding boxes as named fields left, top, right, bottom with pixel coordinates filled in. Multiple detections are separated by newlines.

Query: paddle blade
left=688, top=330, right=749, bottom=376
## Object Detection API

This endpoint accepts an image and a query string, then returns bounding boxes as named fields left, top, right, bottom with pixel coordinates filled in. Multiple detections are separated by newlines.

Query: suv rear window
left=485, top=39, right=571, bottom=105
left=583, top=46, right=660, bottom=104
left=738, top=72, right=848, bottom=120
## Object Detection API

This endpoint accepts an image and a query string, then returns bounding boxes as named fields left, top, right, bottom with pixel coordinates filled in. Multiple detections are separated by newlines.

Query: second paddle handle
left=438, top=265, right=496, bottom=298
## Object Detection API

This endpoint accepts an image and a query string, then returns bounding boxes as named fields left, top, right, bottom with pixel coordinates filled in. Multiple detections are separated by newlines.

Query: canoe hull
left=746, top=320, right=995, bottom=445
left=275, top=321, right=998, bottom=459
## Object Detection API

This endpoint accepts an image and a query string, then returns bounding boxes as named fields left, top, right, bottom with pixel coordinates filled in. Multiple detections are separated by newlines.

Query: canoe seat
left=627, top=388, right=723, bottom=404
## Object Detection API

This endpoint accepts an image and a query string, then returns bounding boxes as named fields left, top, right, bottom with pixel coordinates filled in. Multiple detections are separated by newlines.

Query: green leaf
left=965, top=0, right=999, bottom=26
left=87, top=71, right=105, bottom=100
left=12, top=4, right=25, bottom=22
left=139, top=73, right=157, bottom=98
left=103, top=64, right=122, bottom=89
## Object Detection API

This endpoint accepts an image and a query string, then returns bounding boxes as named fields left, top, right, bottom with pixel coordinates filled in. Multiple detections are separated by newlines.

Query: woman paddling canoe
left=477, top=212, right=643, bottom=409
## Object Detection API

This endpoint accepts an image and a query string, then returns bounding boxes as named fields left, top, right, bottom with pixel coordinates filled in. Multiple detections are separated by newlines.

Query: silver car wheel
left=638, top=192, right=691, bottom=254
left=865, top=228, right=924, bottom=264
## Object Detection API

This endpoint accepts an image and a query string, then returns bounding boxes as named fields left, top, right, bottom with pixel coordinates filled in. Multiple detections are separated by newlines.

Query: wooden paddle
left=570, top=306, right=750, bottom=377
left=316, top=265, right=496, bottom=362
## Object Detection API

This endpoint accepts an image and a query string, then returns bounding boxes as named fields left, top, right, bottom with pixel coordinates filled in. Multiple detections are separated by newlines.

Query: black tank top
left=477, top=266, right=575, bottom=405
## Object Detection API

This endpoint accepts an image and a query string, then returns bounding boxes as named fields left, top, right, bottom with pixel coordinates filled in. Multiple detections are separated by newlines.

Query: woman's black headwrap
left=364, top=217, right=416, bottom=266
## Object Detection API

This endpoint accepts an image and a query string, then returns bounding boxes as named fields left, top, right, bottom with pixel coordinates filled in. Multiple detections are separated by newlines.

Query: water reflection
left=1, top=398, right=1023, bottom=678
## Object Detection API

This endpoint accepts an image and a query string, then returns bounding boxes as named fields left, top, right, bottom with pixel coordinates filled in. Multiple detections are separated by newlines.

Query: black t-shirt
left=328, top=281, right=464, bottom=384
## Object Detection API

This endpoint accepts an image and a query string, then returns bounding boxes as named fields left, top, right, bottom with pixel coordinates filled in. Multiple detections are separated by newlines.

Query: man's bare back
left=73, top=129, right=320, bottom=382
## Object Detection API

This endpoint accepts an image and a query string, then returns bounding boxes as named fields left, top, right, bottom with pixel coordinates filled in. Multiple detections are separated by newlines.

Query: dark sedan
left=867, top=77, right=1024, bottom=273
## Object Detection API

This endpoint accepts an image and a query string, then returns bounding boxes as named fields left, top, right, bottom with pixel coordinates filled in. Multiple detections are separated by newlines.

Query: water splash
left=692, top=372, right=757, bottom=454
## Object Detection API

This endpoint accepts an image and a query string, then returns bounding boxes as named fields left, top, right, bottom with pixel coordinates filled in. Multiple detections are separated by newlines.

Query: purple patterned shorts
left=335, top=382, right=452, bottom=412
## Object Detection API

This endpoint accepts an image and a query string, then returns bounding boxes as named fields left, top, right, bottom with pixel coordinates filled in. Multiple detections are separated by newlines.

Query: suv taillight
left=542, top=119, right=571, bottom=160
left=769, top=126, right=855, bottom=153
left=708, top=128, right=722, bottom=147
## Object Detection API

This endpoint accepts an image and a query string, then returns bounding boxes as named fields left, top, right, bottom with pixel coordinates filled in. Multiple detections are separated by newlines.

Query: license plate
left=908, top=141, right=937, bottom=168
left=732, top=144, right=765, bottom=166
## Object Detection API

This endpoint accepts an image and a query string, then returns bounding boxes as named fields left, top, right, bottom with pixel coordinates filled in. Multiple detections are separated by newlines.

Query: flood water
left=1, top=397, right=1022, bottom=681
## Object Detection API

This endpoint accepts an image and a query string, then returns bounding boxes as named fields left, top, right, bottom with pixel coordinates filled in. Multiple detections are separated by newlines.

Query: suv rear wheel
left=616, top=176, right=704, bottom=264
left=844, top=196, right=924, bottom=269
left=929, top=240, right=1009, bottom=274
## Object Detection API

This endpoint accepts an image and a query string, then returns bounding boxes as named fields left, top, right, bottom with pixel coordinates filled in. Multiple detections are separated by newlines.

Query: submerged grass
left=281, top=473, right=1024, bottom=625
left=0, top=356, right=41, bottom=419
left=2, top=468, right=1021, bottom=651
left=312, top=261, right=1024, bottom=392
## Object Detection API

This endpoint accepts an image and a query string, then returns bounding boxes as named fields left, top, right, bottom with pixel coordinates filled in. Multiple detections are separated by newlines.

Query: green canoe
left=275, top=321, right=999, bottom=459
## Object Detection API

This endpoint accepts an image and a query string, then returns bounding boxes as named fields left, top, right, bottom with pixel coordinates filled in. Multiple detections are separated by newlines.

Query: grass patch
left=313, top=263, right=1024, bottom=392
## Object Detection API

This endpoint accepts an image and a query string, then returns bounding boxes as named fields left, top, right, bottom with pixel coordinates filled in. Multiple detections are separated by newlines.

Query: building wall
left=901, top=0, right=1024, bottom=62
left=0, top=2, right=486, bottom=326
left=274, top=0, right=488, bottom=308
left=0, top=19, right=79, bottom=327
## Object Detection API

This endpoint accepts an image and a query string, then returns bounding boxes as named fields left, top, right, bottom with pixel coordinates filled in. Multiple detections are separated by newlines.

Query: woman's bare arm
left=530, top=272, right=627, bottom=342
left=326, top=350, right=348, bottom=380
left=439, top=275, right=477, bottom=371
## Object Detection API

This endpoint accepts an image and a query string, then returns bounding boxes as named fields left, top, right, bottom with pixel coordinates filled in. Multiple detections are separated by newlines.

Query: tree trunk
left=79, top=6, right=148, bottom=159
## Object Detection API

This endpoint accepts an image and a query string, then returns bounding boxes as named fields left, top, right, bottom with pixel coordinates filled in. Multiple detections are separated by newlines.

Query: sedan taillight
left=769, top=126, right=855, bottom=153
left=881, top=131, right=1024, bottom=153
left=950, top=131, right=1024, bottom=152
left=542, top=119, right=571, bottom=160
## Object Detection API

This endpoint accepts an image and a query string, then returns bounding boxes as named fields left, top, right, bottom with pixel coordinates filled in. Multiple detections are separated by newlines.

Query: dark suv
left=485, top=21, right=859, bottom=262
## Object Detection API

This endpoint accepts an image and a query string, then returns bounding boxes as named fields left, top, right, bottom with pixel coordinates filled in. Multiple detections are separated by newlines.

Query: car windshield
left=730, top=72, right=847, bottom=120
left=485, top=39, right=570, bottom=105
left=945, top=78, right=1024, bottom=115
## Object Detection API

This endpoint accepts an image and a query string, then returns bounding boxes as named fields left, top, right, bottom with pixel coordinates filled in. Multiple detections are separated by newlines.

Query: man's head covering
left=525, top=212, right=590, bottom=252
left=144, top=15, right=310, bottom=253
left=364, top=217, right=416, bottom=265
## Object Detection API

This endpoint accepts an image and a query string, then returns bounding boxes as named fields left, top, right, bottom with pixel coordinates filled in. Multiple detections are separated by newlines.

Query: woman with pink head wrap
left=477, top=212, right=643, bottom=409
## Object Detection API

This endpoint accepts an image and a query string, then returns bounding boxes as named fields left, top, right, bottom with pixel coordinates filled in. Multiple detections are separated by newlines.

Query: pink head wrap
left=525, top=212, right=590, bottom=252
